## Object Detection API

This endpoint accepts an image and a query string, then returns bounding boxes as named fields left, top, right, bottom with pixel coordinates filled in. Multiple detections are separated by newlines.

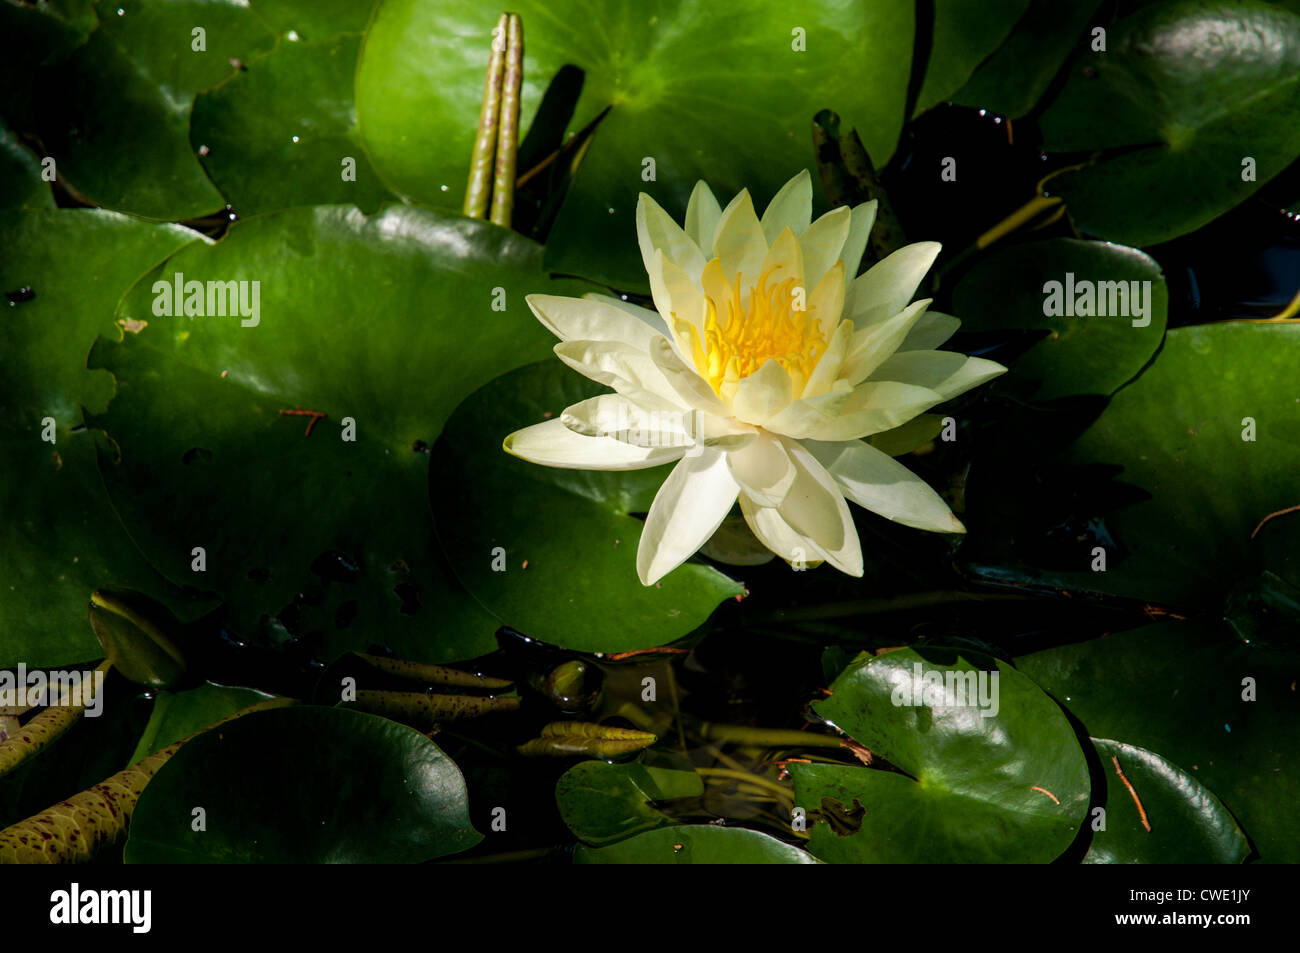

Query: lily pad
left=18, top=0, right=277, bottom=220
left=356, top=0, right=916, bottom=290
left=128, top=682, right=276, bottom=764
left=0, top=122, right=53, bottom=210
left=1039, top=0, right=1300, bottom=245
left=963, top=323, right=1300, bottom=611
left=573, top=824, right=816, bottom=864
left=429, top=360, right=744, bottom=652
left=952, top=0, right=1103, bottom=119
left=124, top=705, right=481, bottom=862
left=556, top=760, right=703, bottom=845
left=1015, top=620, right=1300, bottom=863
left=192, top=33, right=397, bottom=216
left=951, top=238, right=1167, bottom=401
left=0, top=208, right=206, bottom=670
left=90, top=204, right=592, bottom=664
left=791, top=647, right=1090, bottom=863
left=914, top=0, right=1030, bottom=114
left=1084, top=738, right=1248, bottom=864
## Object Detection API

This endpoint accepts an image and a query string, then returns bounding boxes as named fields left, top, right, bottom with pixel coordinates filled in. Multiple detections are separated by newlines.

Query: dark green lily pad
left=124, top=706, right=481, bottom=862
left=914, top=0, right=1030, bottom=114
left=0, top=208, right=208, bottom=669
left=356, top=0, right=916, bottom=290
left=91, top=204, right=592, bottom=664
left=952, top=238, right=1167, bottom=401
left=430, top=361, right=744, bottom=652
left=573, top=824, right=816, bottom=864
left=1084, top=738, right=1248, bottom=864
left=791, top=647, right=1089, bottom=863
left=556, top=760, right=703, bottom=845
left=1039, top=0, right=1300, bottom=245
left=1016, top=620, right=1300, bottom=863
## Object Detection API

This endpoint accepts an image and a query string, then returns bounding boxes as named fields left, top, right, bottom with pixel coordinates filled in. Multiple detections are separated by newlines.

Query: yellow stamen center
left=686, top=263, right=828, bottom=399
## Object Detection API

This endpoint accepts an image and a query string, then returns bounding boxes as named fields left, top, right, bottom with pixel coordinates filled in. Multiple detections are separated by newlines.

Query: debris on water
left=6, top=287, right=35, bottom=305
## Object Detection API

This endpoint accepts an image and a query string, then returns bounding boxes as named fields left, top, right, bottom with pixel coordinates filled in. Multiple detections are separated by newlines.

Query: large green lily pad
left=1016, top=621, right=1300, bottom=863
left=1039, top=0, right=1300, bottom=245
left=1084, top=738, right=1249, bottom=864
left=430, top=361, right=743, bottom=652
left=90, top=204, right=592, bottom=664
left=963, top=323, right=1300, bottom=612
left=573, top=824, right=816, bottom=864
left=356, top=0, right=915, bottom=290
left=124, top=705, right=481, bottom=862
left=0, top=208, right=206, bottom=669
left=791, top=646, right=1090, bottom=863
left=914, top=0, right=1030, bottom=114
left=952, top=238, right=1167, bottom=401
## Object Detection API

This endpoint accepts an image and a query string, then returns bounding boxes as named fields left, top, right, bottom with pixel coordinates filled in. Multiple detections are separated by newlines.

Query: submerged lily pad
left=124, top=706, right=481, bottom=862
left=556, top=760, right=703, bottom=845
left=128, top=682, right=276, bottom=764
left=791, top=647, right=1089, bottom=863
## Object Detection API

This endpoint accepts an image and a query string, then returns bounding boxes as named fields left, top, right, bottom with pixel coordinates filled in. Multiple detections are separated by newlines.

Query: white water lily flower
left=505, top=170, right=1005, bottom=585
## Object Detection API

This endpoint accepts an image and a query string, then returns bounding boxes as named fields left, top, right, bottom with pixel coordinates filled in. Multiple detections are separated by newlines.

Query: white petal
left=798, top=206, right=851, bottom=292
left=685, top=180, right=723, bottom=256
left=839, top=298, right=932, bottom=385
left=581, top=292, right=672, bottom=341
left=776, top=439, right=863, bottom=576
left=637, top=448, right=739, bottom=585
left=899, top=309, right=960, bottom=351
left=760, top=170, right=813, bottom=244
left=505, top=419, right=684, bottom=471
left=647, top=248, right=705, bottom=338
left=528, top=293, right=664, bottom=349
left=553, top=339, right=683, bottom=411
left=637, top=192, right=707, bottom=284
left=726, top=432, right=796, bottom=507
left=844, top=241, right=941, bottom=326
left=868, top=350, right=1006, bottom=400
left=804, top=380, right=945, bottom=442
left=730, top=357, right=794, bottom=426
left=764, top=381, right=855, bottom=439
left=739, top=493, right=828, bottom=566
left=839, top=200, right=878, bottom=278
left=801, top=319, right=853, bottom=399
left=561, top=395, right=697, bottom=448
left=808, top=259, right=846, bottom=340
left=713, top=189, right=768, bottom=295
left=806, top=439, right=964, bottom=533
left=648, top=335, right=731, bottom=417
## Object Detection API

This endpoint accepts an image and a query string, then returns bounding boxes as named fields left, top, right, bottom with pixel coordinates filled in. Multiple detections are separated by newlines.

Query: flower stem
left=490, top=14, right=523, bottom=228
left=463, top=13, right=508, bottom=219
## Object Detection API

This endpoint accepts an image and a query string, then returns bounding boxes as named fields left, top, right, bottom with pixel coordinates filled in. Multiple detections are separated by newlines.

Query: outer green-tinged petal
left=554, top=339, right=684, bottom=411
left=726, top=432, right=796, bottom=507
left=807, top=439, right=965, bottom=533
left=899, top=310, right=960, bottom=351
left=713, top=189, right=767, bottom=293
left=778, top=440, right=863, bottom=576
left=845, top=241, right=941, bottom=326
left=806, top=381, right=944, bottom=442
left=760, top=170, right=813, bottom=244
left=739, top=493, right=828, bottom=566
left=839, top=299, right=932, bottom=385
left=799, top=206, right=852, bottom=292
left=647, top=248, right=705, bottom=336
left=685, top=180, right=724, bottom=256
left=528, top=293, right=665, bottom=349
left=648, top=336, right=732, bottom=417
left=637, top=449, right=739, bottom=585
left=869, top=350, right=1006, bottom=400
left=505, top=419, right=684, bottom=470
left=637, top=192, right=707, bottom=283
left=561, top=395, right=697, bottom=448
left=731, top=357, right=794, bottom=425
left=839, top=200, right=879, bottom=278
